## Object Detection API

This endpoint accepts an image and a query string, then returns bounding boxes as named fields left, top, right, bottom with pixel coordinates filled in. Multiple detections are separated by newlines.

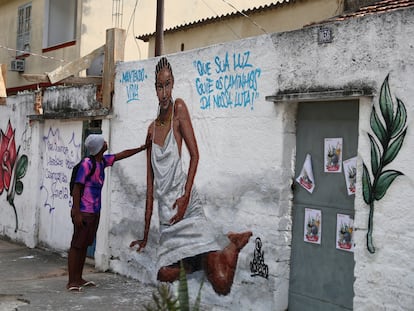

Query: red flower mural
left=0, top=120, right=17, bottom=194
left=0, top=120, right=28, bottom=232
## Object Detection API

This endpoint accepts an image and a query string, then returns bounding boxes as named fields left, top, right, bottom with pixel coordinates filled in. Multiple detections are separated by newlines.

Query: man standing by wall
left=67, top=134, right=147, bottom=291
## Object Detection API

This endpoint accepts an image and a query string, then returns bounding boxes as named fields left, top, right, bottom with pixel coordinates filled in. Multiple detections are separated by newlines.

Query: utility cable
left=220, top=0, right=268, bottom=34
left=200, top=0, right=241, bottom=39
left=0, top=44, right=67, bottom=62
left=126, top=0, right=142, bottom=59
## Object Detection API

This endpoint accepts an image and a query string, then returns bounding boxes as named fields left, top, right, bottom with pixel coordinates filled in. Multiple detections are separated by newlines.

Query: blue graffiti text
left=194, top=51, right=262, bottom=111
left=119, top=68, right=147, bottom=104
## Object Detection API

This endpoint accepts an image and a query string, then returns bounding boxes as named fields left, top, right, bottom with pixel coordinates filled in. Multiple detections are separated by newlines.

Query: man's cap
left=85, top=134, right=105, bottom=156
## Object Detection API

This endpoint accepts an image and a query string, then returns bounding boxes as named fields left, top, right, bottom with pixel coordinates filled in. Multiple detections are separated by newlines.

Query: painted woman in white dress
left=130, top=57, right=252, bottom=296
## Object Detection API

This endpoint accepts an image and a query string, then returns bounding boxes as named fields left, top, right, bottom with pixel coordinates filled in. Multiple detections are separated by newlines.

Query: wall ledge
left=28, top=108, right=112, bottom=121
left=266, top=88, right=374, bottom=103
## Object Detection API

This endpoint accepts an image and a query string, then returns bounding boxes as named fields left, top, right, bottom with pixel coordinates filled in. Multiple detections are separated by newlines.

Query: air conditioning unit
left=10, top=59, right=25, bottom=72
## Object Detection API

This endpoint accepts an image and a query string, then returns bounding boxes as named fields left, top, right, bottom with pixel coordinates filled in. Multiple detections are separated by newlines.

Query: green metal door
left=288, top=100, right=358, bottom=310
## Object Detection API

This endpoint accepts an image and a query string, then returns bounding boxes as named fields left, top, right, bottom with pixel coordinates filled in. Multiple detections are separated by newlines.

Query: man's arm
left=114, top=143, right=149, bottom=161
left=71, top=183, right=83, bottom=227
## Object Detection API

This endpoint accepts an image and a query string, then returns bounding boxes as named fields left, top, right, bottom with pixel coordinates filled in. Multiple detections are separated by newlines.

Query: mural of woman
left=130, top=57, right=252, bottom=296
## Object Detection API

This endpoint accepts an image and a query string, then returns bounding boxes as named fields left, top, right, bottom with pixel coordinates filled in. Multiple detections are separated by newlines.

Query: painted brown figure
left=130, top=57, right=252, bottom=296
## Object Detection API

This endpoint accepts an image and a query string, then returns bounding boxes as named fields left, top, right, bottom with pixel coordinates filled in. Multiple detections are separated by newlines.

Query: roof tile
left=327, top=0, right=414, bottom=22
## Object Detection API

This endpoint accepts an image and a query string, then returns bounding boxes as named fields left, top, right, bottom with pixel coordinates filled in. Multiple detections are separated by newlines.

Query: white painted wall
left=110, top=34, right=287, bottom=310
left=266, top=10, right=414, bottom=311
left=37, top=120, right=83, bottom=252
left=109, top=7, right=414, bottom=311
left=0, top=94, right=39, bottom=248
left=1, top=6, right=413, bottom=311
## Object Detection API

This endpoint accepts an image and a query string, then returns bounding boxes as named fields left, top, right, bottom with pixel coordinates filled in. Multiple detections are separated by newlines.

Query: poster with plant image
left=343, top=157, right=357, bottom=195
left=324, top=138, right=343, bottom=173
left=304, top=208, right=321, bottom=244
left=336, top=214, right=354, bottom=252
left=296, top=153, right=315, bottom=193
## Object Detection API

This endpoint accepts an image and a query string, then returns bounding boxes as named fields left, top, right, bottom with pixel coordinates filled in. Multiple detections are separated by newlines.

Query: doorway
left=288, top=100, right=359, bottom=310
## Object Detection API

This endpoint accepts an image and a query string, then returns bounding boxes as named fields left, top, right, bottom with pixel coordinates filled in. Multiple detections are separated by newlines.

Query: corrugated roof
left=319, top=0, right=414, bottom=24
left=137, top=0, right=414, bottom=41
left=136, top=0, right=291, bottom=41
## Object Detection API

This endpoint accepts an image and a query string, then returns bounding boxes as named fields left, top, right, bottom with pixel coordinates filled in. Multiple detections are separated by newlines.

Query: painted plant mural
left=362, top=75, right=408, bottom=253
left=0, top=120, right=28, bottom=232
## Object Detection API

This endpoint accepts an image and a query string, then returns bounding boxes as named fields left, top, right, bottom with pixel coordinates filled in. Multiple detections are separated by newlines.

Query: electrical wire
left=126, top=0, right=142, bottom=59
left=0, top=44, right=67, bottom=62
left=126, top=0, right=139, bottom=34
left=219, top=0, right=268, bottom=34
left=200, top=0, right=241, bottom=39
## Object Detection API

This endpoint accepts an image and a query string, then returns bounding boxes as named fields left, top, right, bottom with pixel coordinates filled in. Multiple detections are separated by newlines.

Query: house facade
left=1, top=2, right=414, bottom=311
left=137, top=0, right=346, bottom=57
left=1, top=0, right=347, bottom=93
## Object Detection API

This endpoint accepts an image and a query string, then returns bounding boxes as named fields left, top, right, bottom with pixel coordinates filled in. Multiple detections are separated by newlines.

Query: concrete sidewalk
left=0, top=238, right=156, bottom=311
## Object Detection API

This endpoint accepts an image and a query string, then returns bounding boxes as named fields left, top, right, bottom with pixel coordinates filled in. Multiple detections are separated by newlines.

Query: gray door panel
left=288, top=101, right=358, bottom=311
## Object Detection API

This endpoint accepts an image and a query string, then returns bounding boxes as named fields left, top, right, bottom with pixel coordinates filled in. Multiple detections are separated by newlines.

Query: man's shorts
left=70, top=211, right=100, bottom=249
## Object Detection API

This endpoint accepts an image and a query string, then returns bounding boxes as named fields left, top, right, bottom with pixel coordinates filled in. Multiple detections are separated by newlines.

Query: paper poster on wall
left=296, top=153, right=315, bottom=193
left=304, top=208, right=321, bottom=244
left=336, top=214, right=354, bottom=252
left=324, top=138, right=343, bottom=173
left=343, top=157, right=357, bottom=195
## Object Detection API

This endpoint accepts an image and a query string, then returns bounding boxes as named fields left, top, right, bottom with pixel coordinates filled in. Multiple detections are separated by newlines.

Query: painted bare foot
left=227, top=231, right=252, bottom=250
left=157, top=265, right=182, bottom=283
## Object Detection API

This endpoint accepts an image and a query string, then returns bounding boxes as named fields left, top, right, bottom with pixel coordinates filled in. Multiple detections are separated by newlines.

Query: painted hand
left=170, top=195, right=189, bottom=225
left=129, top=239, right=147, bottom=252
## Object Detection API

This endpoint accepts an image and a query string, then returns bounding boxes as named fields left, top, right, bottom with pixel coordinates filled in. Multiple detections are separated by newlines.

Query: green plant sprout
left=362, top=75, right=408, bottom=253
left=144, top=261, right=205, bottom=311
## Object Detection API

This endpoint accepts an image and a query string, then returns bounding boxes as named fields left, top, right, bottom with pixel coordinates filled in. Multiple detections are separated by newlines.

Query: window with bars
left=16, top=3, right=32, bottom=56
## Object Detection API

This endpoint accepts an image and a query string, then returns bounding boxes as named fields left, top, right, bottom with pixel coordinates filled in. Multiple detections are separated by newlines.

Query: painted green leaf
left=15, top=180, right=24, bottom=195
left=362, top=163, right=373, bottom=204
left=379, top=74, right=393, bottom=130
left=370, top=107, right=388, bottom=148
left=363, top=75, right=408, bottom=254
left=383, top=129, right=407, bottom=167
left=368, top=133, right=380, bottom=176
left=193, top=276, right=205, bottom=311
left=374, top=170, right=403, bottom=201
left=16, top=155, right=28, bottom=180
left=391, top=98, right=407, bottom=138
left=178, top=261, right=189, bottom=311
